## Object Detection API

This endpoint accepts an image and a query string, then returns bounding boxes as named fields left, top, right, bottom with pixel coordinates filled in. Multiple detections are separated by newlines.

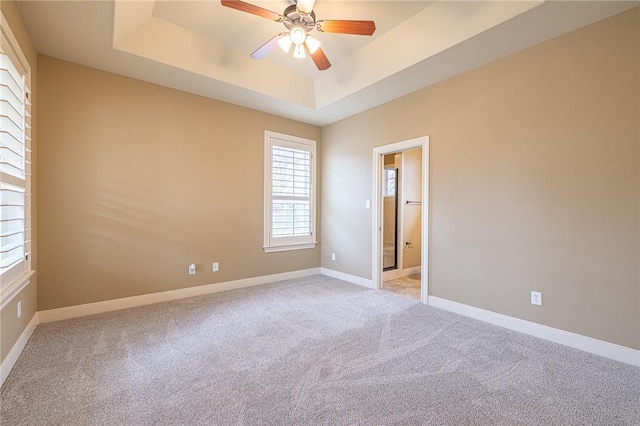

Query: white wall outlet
left=17, top=301, right=22, bottom=318
left=365, top=200, right=371, bottom=209
left=212, top=262, right=219, bottom=272
left=188, top=263, right=196, bottom=275
left=531, top=291, right=542, bottom=306
left=331, top=253, right=336, bottom=261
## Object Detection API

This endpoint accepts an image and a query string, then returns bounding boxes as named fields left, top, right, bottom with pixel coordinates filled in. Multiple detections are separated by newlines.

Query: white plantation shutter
left=1, top=183, right=25, bottom=276
left=272, top=145, right=311, bottom=237
left=1, top=16, right=32, bottom=293
left=0, top=53, right=26, bottom=180
left=264, top=132, right=317, bottom=252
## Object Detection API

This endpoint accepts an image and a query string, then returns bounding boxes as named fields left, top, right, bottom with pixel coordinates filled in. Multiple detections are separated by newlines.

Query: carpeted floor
left=1, top=275, right=638, bottom=425
left=383, top=274, right=421, bottom=300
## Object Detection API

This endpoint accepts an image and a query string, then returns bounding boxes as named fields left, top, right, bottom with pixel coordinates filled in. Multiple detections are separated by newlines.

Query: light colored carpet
left=384, top=274, right=421, bottom=300
left=1, top=275, right=638, bottom=425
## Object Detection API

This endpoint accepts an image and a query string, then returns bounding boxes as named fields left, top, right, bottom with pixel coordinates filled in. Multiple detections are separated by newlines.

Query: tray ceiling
left=16, top=1, right=638, bottom=125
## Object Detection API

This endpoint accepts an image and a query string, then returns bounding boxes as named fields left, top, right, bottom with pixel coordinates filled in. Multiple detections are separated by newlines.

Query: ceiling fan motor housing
left=283, top=4, right=316, bottom=33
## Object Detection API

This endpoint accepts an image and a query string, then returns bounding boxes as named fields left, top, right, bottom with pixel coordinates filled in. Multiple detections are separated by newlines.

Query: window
left=264, top=131, right=316, bottom=252
left=1, top=13, right=33, bottom=300
left=383, top=168, right=396, bottom=197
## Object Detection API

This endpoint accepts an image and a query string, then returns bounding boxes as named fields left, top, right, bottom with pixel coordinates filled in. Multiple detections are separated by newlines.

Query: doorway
left=372, top=136, right=429, bottom=304
left=382, top=165, right=399, bottom=271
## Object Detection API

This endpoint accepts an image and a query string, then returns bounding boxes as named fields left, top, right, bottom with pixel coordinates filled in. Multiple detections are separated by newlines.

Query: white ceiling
left=15, top=1, right=638, bottom=126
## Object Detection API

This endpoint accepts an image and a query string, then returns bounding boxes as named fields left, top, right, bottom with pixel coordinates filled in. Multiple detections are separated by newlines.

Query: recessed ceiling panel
left=151, top=1, right=432, bottom=77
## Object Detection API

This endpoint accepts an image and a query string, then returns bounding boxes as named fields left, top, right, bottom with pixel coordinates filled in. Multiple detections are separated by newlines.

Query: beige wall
left=321, top=9, right=640, bottom=349
left=0, top=0, right=38, bottom=364
left=37, top=56, right=321, bottom=310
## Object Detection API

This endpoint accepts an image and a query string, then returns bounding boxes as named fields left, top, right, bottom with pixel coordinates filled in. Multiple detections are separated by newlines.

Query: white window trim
left=0, top=11, right=34, bottom=308
left=263, top=130, right=317, bottom=253
left=0, top=270, right=34, bottom=310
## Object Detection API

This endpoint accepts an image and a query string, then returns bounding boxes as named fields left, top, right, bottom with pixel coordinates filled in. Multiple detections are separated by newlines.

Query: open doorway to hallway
left=381, top=148, right=422, bottom=300
left=372, top=136, right=429, bottom=304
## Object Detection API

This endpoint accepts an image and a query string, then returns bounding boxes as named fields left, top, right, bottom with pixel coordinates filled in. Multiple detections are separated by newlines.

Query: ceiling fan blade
left=317, top=20, right=376, bottom=36
left=220, top=0, right=282, bottom=21
left=306, top=44, right=331, bottom=71
left=251, top=34, right=284, bottom=59
left=296, top=0, right=316, bottom=15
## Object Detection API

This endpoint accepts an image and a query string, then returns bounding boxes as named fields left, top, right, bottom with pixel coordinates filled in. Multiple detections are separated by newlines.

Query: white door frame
left=372, top=136, right=429, bottom=304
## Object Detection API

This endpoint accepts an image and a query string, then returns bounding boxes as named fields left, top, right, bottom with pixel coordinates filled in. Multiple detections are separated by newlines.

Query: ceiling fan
left=220, top=0, right=376, bottom=71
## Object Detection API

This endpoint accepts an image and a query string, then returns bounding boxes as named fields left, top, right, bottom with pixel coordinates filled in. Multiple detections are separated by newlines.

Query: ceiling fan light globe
left=293, top=44, right=306, bottom=59
left=290, top=26, right=306, bottom=45
left=278, top=35, right=292, bottom=53
left=305, top=35, right=321, bottom=54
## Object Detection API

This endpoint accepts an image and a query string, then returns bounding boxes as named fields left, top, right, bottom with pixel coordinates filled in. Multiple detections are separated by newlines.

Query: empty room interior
left=0, top=0, right=639, bottom=424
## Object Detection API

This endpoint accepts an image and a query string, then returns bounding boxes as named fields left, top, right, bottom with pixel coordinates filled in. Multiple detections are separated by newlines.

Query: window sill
left=1, top=270, right=35, bottom=310
left=264, top=242, right=317, bottom=253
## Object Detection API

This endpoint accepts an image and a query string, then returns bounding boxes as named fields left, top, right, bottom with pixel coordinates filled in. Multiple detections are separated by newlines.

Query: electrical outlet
left=331, top=253, right=336, bottom=261
left=531, top=291, right=542, bottom=306
left=188, top=263, right=196, bottom=275
left=17, top=301, right=22, bottom=318
left=212, top=262, right=219, bottom=272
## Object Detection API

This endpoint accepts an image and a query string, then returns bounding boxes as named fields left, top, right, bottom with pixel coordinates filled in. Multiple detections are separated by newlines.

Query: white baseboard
left=382, top=269, right=402, bottom=281
left=401, top=265, right=422, bottom=277
left=321, top=268, right=375, bottom=289
left=429, top=296, right=640, bottom=367
left=1, top=312, right=38, bottom=388
left=382, top=265, right=421, bottom=281
left=38, top=268, right=321, bottom=323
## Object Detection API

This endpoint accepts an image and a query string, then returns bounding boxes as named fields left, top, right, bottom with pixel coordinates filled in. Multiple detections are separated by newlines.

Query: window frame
left=1, top=12, right=34, bottom=308
left=263, top=130, right=317, bottom=253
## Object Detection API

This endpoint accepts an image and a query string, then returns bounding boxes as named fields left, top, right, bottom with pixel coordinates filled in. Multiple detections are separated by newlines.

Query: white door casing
left=372, top=136, right=429, bottom=303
